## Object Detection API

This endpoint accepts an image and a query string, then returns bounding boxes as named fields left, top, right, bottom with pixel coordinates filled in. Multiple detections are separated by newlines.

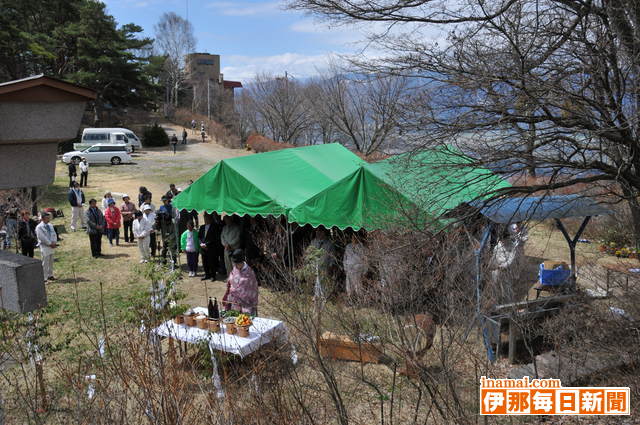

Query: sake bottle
left=212, top=297, right=220, bottom=320
left=208, top=297, right=215, bottom=318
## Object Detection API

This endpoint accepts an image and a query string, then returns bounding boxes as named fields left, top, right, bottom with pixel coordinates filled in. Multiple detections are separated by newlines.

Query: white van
left=75, top=128, right=142, bottom=152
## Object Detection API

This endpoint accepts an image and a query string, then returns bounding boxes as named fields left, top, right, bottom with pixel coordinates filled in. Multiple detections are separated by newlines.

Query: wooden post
left=496, top=318, right=504, bottom=360
left=35, top=361, right=47, bottom=413
left=508, top=318, right=519, bottom=364
left=168, top=337, right=176, bottom=365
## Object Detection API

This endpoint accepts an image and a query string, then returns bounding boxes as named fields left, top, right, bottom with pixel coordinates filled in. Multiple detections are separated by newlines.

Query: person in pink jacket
left=104, top=199, right=122, bottom=246
left=223, top=249, right=259, bottom=315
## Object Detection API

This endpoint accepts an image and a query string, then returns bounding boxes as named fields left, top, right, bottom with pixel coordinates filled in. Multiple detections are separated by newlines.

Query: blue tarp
left=472, top=195, right=612, bottom=224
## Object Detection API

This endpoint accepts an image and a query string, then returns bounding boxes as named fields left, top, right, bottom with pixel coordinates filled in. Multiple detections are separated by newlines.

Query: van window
left=86, top=146, right=100, bottom=152
left=126, top=132, right=137, bottom=140
left=115, top=134, right=127, bottom=141
left=84, top=133, right=108, bottom=142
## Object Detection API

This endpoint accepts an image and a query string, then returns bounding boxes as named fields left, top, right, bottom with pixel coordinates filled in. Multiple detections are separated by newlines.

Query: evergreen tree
left=0, top=0, right=160, bottom=117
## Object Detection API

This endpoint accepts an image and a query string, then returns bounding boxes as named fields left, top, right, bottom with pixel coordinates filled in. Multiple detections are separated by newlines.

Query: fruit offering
left=235, top=314, right=252, bottom=327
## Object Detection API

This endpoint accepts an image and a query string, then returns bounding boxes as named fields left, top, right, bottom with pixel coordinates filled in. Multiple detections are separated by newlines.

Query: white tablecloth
left=150, top=307, right=296, bottom=398
left=153, top=308, right=287, bottom=358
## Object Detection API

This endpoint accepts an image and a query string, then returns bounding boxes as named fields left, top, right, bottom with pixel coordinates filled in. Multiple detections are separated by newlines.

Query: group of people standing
left=68, top=158, right=89, bottom=187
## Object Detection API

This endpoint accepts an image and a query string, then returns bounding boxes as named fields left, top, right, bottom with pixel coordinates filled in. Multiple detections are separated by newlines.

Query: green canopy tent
left=173, top=143, right=510, bottom=230
left=286, top=164, right=423, bottom=230
left=173, top=143, right=365, bottom=217
left=367, top=146, right=512, bottom=219
left=286, top=145, right=511, bottom=230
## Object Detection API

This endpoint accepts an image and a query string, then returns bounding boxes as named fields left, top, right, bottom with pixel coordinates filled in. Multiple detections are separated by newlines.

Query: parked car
left=62, top=144, right=132, bottom=165
left=74, top=127, right=142, bottom=152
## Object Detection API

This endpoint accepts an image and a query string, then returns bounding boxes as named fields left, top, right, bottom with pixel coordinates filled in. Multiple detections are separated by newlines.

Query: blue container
left=538, top=263, right=571, bottom=286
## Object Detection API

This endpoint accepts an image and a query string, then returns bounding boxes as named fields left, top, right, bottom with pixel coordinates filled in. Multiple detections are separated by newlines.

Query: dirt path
left=79, top=122, right=250, bottom=203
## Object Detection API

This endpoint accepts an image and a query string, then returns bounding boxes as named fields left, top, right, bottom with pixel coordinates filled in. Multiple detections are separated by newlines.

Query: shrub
left=588, top=204, right=635, bottom=247
left=141, top=123, right=169, bottom=147
left=246, top=133, right=294, bottom=153
left=57, top=137, right=77, bottom=154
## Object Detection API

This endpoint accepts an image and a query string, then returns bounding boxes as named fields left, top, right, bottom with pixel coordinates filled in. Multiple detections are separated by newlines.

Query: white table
left=151, top=307, right=297, bottom=398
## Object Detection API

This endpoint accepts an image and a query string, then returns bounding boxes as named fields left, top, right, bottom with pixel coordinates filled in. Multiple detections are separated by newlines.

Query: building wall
left=185, top=53, right=221, bottom=83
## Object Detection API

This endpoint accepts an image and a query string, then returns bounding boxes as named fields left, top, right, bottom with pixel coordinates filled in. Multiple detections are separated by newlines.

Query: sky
left=101, top=0, right=369, bottom=82
left=102, top=0, right=448, bottom=83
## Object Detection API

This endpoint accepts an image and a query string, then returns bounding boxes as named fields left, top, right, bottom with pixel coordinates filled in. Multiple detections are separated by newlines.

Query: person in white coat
left=133, top=211, right=153, bottom=263
left=35, top=212, right=58, bottom=282
left=142, top=204, right=157, bottom=256
left=343, top=231, right=367, bottom=298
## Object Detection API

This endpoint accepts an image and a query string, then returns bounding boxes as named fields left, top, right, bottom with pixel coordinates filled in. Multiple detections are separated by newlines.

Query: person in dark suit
left=68, top=160, right=77, bottom=187
left=198, top=213, right=222, bottom=280
left=17, top=210, right=38, bottom=257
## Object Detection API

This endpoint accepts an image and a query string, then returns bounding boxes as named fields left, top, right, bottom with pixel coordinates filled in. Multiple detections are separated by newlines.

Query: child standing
left=180, top=221, right=200, bottom=277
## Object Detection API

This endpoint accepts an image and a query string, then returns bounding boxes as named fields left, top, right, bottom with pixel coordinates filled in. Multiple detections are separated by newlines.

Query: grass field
left=33, top=135, right=260, bottom=351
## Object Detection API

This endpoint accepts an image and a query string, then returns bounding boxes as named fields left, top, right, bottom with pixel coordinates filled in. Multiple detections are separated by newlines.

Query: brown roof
left=223, top=80, right=242, bottom=89
left=0, top=74, right=96, bottom=101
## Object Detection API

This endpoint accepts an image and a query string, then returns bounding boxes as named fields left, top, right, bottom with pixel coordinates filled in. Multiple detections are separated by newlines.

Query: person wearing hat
left=85, top=198, right=105, bottom=257
left=35, top=212, right=58, bottom=282
left=102, top=192, right=114, bottom=211
left=120, top=194, right=137, bottom=243
left=79, top=157, right=89, bottom=187
left=133, top=210, right=153, bottom=263
left=104, top=198, right=122, bottom=246
left=222, top=249, right=259, bottom=314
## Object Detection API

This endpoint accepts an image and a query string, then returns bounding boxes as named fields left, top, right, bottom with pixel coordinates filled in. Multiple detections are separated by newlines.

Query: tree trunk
left=628, top=197, right=640, bottom=251
left=526, top=121, right=537, bottom=178
left=93, top=101, right=102, bottom=127
left=621, top=184, right=640, bottom=250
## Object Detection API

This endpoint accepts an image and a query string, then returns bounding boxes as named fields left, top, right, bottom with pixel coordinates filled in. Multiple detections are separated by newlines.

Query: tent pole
left=285, top=217, right=294, bottom=274
left=463, top=223, right=493, bottom=344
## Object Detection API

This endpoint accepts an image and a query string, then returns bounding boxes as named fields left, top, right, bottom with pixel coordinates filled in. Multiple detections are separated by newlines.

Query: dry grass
left=3, top=139, right=639, bottom=423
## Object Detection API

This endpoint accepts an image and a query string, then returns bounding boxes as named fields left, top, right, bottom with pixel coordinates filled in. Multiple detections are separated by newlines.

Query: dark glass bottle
left=212, top=298, right=220, bottom=320
left=208, top=297, right=215, bottom=318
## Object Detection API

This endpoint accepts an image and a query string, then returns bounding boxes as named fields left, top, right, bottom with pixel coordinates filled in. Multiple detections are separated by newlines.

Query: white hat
left=143, top=205, right=152, bottom=211
left=122, top=194, right=130, bottom=199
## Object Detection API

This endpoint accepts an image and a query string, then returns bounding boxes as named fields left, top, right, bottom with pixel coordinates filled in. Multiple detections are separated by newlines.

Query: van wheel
left=72, top=156, right=81, bottom=162
left=131, top=146, right=135, bottom=153
left=111, top=157, right=122, bottom=165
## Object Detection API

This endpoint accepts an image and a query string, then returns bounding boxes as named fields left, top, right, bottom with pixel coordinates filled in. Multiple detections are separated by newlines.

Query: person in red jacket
left=104, top=199, right=122, bottom=246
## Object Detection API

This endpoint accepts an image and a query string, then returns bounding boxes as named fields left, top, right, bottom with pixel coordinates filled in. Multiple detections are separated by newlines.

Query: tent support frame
left=554, top=216, right=591, bottom=286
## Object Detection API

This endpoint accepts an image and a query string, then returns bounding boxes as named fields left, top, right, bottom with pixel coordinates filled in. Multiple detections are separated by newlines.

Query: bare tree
left=315, top=69, right=409, bottom=154
left=241, top=73, right=312, bottom=145
left=288, top=0, right=640, bottom=247
left=239, top=70, right=408, bottom=151
left=154, top=12, right=196, bottom=108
